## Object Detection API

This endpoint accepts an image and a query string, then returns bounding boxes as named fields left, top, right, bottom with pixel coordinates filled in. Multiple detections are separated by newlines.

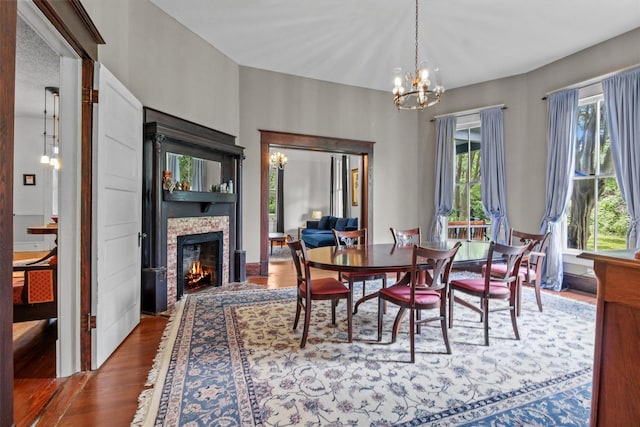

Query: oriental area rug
left=132, top=278, right=595, bottom=426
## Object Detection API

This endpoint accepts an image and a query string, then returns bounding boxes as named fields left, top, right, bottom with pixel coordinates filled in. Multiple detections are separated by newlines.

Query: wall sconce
left=311, top=210, right=322, bottom=220
left=270, top=151, right=288, bottom=170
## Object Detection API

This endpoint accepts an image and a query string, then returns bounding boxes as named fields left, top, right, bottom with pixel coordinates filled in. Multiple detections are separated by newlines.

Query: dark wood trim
left=34, top=0, right=104, bottom=60
left=259, top=130, right=375, bottom=275
left=80, top=58, right=94, bottom=371
left=0, top=3, right=17, bottom=424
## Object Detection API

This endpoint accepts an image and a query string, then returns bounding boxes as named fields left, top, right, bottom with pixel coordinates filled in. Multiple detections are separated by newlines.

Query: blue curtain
left=540, top=89, right=578, bottom=291
left=191, top=158, right=206, bottom=191
left=602, top=68, right=640, bottom=249
left=429, top=116, right=457, bottom=242
left=480, top=107, right=509, bottom=243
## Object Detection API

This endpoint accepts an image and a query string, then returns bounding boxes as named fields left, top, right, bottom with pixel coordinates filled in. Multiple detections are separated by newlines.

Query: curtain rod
left=430, top=104, right=506, bottom=122
left=541, top=63, right=640, bottom=100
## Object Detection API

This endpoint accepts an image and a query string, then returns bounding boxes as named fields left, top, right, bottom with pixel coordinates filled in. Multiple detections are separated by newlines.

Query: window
left=566, top=95, right=628, bottom=251
left=268, top=168, right=278, bottom=224
left=448, top=124, right=490, bottom=240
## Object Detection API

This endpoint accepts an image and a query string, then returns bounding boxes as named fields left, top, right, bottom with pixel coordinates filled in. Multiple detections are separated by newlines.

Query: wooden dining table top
left=306, top=241, right=491, bottom=273
left=26, top=223, right=58, bottom=235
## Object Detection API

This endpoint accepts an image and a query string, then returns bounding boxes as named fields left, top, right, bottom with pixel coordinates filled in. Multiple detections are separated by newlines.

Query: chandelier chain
left=415, top=0, right=419, bottom=72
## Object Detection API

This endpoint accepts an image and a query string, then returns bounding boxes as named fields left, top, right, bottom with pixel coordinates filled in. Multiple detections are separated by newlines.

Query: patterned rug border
left=132, top=277, right=595, bottom=426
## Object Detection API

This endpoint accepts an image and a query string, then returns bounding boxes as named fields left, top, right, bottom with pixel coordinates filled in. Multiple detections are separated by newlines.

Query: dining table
left=306, top=240, right=491, bottom=313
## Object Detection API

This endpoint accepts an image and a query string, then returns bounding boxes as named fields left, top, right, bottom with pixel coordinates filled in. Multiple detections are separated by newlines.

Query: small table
left=26, top=223, right=58, bottom=264
left=268, top=232, right=288, bottom=255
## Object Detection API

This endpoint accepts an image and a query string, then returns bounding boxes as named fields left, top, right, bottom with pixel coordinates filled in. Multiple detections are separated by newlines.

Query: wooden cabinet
left=578, top=250, right=640, bottom=426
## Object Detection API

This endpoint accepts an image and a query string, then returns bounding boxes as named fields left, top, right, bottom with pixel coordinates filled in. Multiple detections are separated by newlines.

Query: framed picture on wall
left=351, top=168, right=358, bottom=206
left=23, top=174, right=36, bottom=186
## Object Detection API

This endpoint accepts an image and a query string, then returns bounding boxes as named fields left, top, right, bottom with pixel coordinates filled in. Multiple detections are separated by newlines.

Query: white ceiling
left=14, top=1, right=640, bottom=119
left=150, top=0, right=640, bottom=92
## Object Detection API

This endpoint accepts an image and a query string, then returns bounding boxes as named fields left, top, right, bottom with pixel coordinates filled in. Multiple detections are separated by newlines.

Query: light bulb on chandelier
left=392, top=0, right=444, bottom=110
left=270, top=152, right=288, bottom=170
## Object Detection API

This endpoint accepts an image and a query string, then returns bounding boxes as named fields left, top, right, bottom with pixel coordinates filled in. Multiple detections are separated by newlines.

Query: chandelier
left=392, top=0, right=444, bottom=110
left=40, top=86, right=60, bottom=169
left=270, top=152, right=288, bottom=170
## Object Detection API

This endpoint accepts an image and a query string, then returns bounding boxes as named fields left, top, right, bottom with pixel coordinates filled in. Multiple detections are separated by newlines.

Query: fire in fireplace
left=177, top=231, right=223, bottom=297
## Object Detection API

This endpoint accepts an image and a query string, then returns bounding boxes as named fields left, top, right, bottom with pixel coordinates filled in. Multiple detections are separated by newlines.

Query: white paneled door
left=91, top=63, right=143, bottom=369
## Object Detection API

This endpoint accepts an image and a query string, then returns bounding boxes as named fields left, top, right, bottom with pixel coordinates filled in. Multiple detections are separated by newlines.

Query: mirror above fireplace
left=166, top=152, right=222, bottom=192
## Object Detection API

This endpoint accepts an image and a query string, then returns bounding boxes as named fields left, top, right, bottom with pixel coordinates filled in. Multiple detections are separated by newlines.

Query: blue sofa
left=301, top=216, right=358, bottom=248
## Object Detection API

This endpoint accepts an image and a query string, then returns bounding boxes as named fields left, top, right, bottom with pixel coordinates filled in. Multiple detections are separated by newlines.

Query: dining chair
left=482, top=229, right=550, bottom=314
left=332, top=228, right=388, bottom=313
left=449, top=241, right=530, bottom=346
left=288, top=239, right=352, bottom=348
left=377, top=242, right=461, bottom=362
left=390, top=227, right=422, bottom=282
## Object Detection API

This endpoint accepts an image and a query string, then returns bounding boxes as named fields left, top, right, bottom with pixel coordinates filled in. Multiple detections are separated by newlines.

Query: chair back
left=390, top=227, right=421, bottom=246
left=288, top=239, right=310, bottom=287
left=484, top=241, right=530, bottom=292
left=509, top=229, right=551, bottom=278
left=333, top=228, right=367, bottom=247
left=411, top=242, right=462, bottom=297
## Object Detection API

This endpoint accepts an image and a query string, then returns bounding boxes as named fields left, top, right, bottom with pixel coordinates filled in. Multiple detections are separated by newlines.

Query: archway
left=259, top=130, right=375, bottom=275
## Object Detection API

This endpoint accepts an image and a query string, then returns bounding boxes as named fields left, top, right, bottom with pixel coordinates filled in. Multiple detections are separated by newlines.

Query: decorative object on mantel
left=181, top=180, right=191, bottom=191
left=270, top=151, right=287, bottom=170
left=162, top=170, right=176, bottom=193
left=392, top=0, right=444, bottom=110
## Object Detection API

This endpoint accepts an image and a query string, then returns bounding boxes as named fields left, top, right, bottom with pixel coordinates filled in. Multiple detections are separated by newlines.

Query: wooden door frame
left=1, top=1, right=103, bottom=423
left=259, top=130, right=375, bottom=275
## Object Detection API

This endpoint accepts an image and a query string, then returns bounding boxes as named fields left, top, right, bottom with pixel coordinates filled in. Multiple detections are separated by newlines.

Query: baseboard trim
left=564, top=273, right=597, bottom=294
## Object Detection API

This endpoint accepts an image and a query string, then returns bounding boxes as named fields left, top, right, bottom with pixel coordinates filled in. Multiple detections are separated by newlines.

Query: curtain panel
left=480, top=107, right=510, bottom=243
left=602, top=68, right=640, bottom=249
left=429, top=116, right=457, bottom=242
left=540, top=89, right=578, bottom=291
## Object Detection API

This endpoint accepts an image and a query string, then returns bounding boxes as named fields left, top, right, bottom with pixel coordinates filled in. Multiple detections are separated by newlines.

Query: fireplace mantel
left=141, top=108, right=245, bottom=313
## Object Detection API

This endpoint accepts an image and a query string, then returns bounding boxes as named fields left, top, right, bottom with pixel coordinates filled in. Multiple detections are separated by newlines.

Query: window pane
left=567, top=179, right=595, bottom=250
left=450, top=184, right=469, bottom=222
left=575, top=103, right=597, bottom=177
left=455, top=152, right=468, bottom=184
left=596, top=177, right=629, bottom=250
left=599, top=102, right=614, bottom=175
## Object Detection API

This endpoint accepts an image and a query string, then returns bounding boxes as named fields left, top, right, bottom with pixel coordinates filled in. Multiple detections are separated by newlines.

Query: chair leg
left=483, top=298, right=490, bottom=346
left=293, top=296, right=302, bottom=330
left=511, top=283, right=521, bottom=340
left=448, top=289, right=454, bottom=328
left=534, top=280, right=543, bottom=312
left=410, top=309, right=416, bottom=363
left=301, top=300, right=312, bottom=348
left=440, top=302, right=451, bottom=354
left=331, top=300, right=337, bottom=325
left=346, top=294, right=353, bottom=343
left=391, top=308, right=407, bottom=343
left=377, top=295, right=384, bottom=341
left=516, top=278, right=522, bottom=316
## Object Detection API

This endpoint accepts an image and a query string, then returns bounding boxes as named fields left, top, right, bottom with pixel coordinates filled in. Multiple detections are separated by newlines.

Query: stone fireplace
left=167, top=217, right=228, bottom=304
left=141, top=108, right=245, bottom=313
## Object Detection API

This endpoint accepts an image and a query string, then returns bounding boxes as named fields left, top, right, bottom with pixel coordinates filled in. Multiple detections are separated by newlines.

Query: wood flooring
left=12, top=260, right=595, bottom=426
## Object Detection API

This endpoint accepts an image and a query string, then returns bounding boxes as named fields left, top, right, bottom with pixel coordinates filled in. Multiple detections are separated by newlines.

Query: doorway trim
left=259, top=130, right=375, bottom=275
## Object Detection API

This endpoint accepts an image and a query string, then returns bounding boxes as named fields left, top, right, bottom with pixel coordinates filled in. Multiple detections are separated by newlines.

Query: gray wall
left=82, top=0, right=640, bottom=266
left=421, top=27, right=640, bottom=236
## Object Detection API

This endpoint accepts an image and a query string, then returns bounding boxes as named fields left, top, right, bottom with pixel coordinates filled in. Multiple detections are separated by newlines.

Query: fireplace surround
left=141, top=108, right=245, bottom=313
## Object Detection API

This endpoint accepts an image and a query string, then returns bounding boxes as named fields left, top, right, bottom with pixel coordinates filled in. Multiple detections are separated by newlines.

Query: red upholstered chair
left=482, top=229, right=550, bottom=314
left=449, top=241, right=530, bottom=346
left=288, top=239, right=352, bottom=348
left=377, top=242, right=461, bottom=362
left=332, top=228, right=387, bottom=313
